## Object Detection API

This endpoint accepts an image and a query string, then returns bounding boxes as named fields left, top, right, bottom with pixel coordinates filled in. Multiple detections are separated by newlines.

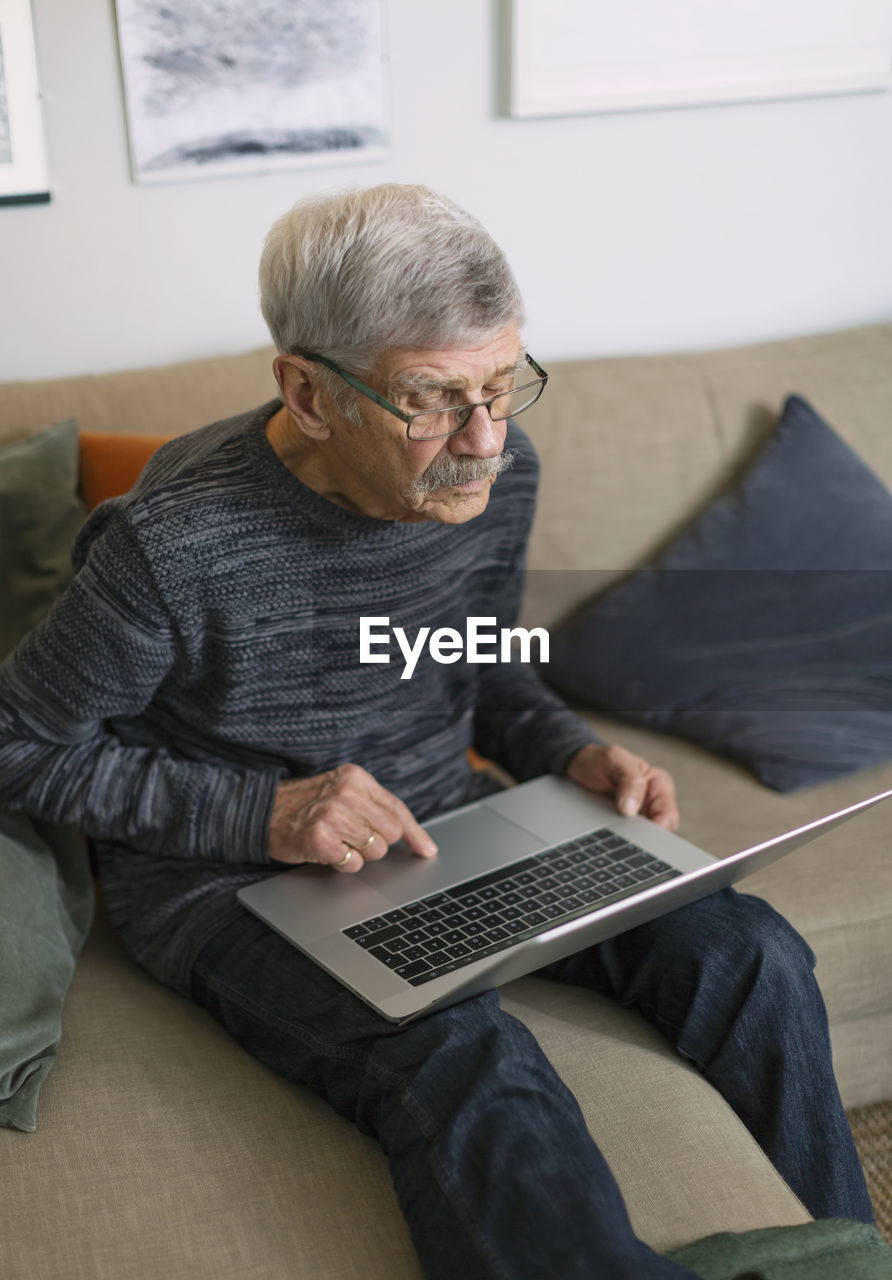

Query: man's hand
left=268, top=763, right=438, bottom=873
left=566, top=744, right=680, bottom=831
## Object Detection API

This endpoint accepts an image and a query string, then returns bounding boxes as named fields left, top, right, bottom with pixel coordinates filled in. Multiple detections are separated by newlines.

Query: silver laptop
left=238, top=774, right=892, bottom=1023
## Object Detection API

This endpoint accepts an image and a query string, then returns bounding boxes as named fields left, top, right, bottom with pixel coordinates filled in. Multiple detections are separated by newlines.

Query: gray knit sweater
left=0, top=402, right=598, bottom=993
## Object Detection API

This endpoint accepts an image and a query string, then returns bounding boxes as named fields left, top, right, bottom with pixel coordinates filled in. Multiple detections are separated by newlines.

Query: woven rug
left=848, top=1100, right=892, bottom=1244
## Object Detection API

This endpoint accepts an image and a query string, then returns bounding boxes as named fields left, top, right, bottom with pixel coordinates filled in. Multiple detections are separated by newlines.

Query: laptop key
left=400, top=902, right=429, bottom=918
left=402, top=945, right=428, bottom=962
left=357, top=922, right=405, bottom=950
left=422, top=920, right=449, bottom=937
left=560, top=894, right=587, bottom=912
left=403, top=928, right=430, bottom=946
left=395, top=959, right=433, bottom=980
left=454, top=891, right=482, bottom=907
left=442, top=929, right=469, bottom=945
left=540, top=904, right=565, bottom=920
left=424, top=894, right=452, bottom=909
left=369, top=946, right=406, bottom=968
left=502, top=918, right=528, bottom=935
left=446, top=942, right=472, bottom=959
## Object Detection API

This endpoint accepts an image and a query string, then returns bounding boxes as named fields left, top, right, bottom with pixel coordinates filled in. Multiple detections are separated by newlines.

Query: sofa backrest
left=0, top=347, right=279, bottom=444
left=519, top=323, right=892, bottom=625
left=2, top=324, right=890, bottom=628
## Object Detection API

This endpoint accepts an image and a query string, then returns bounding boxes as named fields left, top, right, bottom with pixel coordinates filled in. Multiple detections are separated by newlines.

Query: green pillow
left=0, top=812, right=94, bottom=1132
left=0, top=420, right=94, bottom=1130
left=665, top=1218, right=892, bottom=1279
left=0, top=418, right=88, bottom=659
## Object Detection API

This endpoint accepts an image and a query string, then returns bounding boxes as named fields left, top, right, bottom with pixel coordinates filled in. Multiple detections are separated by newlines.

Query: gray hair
left=259, top=184, right=525, bottom=407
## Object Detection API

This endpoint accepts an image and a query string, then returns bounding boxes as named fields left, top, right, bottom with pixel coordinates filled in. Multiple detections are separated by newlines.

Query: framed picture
left=114, top=0, right=389, bottom=184
left=0, top=0, right=49, bottom=206
left=506, top=0, right=892, bottom=118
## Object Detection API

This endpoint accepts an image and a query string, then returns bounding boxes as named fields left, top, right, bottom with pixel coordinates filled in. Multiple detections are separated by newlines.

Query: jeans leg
left=190, top=911, right=699, bottom=1280
left=541, top=887, right=874, bottom=1225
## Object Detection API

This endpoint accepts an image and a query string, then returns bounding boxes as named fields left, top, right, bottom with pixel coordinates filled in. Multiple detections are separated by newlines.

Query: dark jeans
left=190, top=889, right=873, bottom=1280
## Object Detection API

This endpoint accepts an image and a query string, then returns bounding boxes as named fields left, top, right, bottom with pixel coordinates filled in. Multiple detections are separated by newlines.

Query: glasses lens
left=407, top=410, right=458, bottom=441
left=406, top=376, right=546, bottom=440
left=488, top=379, right=546, bottom=422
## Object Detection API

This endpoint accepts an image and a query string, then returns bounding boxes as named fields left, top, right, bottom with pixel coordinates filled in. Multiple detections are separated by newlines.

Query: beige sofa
left=2, top=324, right=891, bottom=1278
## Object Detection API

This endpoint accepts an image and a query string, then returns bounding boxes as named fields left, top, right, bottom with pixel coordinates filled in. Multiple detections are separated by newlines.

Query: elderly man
left=0, top=185, right=872, bottom=1279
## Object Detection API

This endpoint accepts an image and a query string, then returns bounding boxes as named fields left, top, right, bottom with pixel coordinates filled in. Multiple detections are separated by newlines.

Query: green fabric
left=666, top=1218, right=892, bottom=1279
left=0, top=418, right=88, bottom=659
left=0, top=419, right=94, bottom=1129
left=0, top=812, right=94, bottom=1132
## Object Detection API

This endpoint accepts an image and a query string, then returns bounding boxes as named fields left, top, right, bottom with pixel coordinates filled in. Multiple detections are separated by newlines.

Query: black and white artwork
left=114, top=0, right=389, bottom=183
left=0, top=0, right=49, bottom=205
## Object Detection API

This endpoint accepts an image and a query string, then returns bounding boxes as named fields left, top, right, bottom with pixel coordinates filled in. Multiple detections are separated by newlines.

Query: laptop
left=238, top=774, right=892, bottom=1023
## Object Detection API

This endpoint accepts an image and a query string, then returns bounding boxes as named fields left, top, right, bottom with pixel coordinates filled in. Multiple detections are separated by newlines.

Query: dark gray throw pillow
left=546, top=395, right=892, bottom=792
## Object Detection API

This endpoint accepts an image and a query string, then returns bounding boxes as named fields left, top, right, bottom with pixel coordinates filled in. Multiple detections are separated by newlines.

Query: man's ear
left=273, top=355, right=332, bottom=440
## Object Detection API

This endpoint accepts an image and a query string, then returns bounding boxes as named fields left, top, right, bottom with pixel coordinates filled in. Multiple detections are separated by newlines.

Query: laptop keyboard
left=343, top=827, right=681, bottom=987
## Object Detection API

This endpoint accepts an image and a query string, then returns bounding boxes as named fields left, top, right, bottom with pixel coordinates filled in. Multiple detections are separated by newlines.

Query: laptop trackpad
left=364, top=804, right=546, bottom=902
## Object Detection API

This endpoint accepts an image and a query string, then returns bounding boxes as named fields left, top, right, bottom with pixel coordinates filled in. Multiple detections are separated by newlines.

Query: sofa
left=1, top=323, right=891, bottom=1279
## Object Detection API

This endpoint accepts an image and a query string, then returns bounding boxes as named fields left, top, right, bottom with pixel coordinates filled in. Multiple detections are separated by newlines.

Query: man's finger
left=330, top=842, right=366, bottom=873
left=617, top=784, right=647, bottom=817
left=361, top=777, right=438, bottom=858
left=612, top=759, right=650, bottom=817
left=643, top=773, right=680, bottom=831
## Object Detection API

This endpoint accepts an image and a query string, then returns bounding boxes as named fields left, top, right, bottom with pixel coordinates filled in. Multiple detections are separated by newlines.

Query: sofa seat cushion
left=0, top=907, right=807, bottom=1280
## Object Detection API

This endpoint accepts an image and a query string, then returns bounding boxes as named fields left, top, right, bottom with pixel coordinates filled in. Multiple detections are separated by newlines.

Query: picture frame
left=505, top=0, right=892, bottom=119
left=113, top=0, right=390, bottom=186
left=0, top=0, right=49, bottom=206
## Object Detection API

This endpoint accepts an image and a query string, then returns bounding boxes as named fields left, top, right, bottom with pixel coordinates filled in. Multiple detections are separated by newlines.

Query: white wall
left=4, top=0, right=892, bottom=381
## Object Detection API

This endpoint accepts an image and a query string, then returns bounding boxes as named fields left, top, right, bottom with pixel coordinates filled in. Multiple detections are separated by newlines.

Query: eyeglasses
left=297, top=350, right=549, bottom=441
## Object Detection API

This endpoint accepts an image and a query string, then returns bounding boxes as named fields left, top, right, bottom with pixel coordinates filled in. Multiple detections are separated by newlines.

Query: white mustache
left=409, top=449, right=517, bottom=498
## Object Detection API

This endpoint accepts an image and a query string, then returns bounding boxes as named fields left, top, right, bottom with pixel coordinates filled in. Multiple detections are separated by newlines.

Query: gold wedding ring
left=334, top=831, right=375, bottom=868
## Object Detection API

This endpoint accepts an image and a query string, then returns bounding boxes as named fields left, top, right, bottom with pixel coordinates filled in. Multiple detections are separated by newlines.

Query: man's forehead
left=381, top=331, right=525, bottom=391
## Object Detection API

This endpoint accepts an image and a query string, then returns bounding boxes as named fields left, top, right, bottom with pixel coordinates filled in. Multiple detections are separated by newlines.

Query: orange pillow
left=78, top=432, right=174, bottom=511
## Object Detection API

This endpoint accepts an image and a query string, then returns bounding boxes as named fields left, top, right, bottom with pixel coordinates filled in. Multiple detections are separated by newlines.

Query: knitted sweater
left=0, top=402, right=598, bottom=994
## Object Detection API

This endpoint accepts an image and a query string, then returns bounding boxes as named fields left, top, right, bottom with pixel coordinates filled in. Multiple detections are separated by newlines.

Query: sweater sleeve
left=0, top=509, right=278, bottom=862
left=473, top=661, right=602, bottom=782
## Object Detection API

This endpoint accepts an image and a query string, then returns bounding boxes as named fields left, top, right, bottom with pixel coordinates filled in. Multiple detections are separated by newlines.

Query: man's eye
left=413, top=392, right=458, bottom=412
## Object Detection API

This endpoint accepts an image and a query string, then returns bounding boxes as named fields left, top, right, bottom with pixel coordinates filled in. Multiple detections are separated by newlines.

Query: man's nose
left=448, top=405, right=507, bottom=458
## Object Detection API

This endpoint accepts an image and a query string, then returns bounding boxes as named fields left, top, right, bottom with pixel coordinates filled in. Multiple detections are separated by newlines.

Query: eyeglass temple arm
left=297, top=351, right=414, bottom=423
